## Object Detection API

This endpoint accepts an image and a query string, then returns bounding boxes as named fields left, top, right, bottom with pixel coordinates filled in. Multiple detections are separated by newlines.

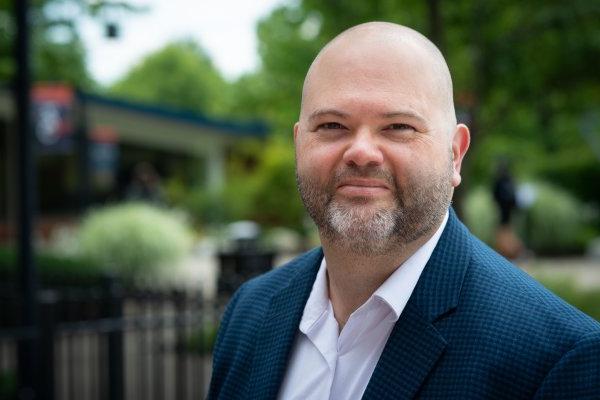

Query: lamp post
left=427, top=0, right=444, bottom=54
left=15, top=0, right=39, bottom=398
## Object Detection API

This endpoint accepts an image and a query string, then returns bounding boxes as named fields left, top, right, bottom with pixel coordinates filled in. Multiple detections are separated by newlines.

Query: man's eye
left=386, top=123, right=414, bottom=131
left=317, top=122, right=345, bottom=130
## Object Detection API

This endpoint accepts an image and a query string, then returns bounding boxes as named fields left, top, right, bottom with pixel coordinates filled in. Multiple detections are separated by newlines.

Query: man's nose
left=342, top=130, right=384, bottom=167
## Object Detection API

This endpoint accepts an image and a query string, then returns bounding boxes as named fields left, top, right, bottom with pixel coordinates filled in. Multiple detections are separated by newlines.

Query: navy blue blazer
left=208, top=210, right=600, bottom=399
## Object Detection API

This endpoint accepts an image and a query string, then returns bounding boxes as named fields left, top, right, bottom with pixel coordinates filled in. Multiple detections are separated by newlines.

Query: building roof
left=79, top=91, right=268, bottom=138
left=0, top=83, right=269, bottom=138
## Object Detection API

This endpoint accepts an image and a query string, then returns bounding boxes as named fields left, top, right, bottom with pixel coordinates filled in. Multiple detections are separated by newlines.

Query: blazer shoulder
left=208, top=247, right=322, bottom=399
left=216, top=246, right=323, bottom=331
left=464, top=236, right=600, bottom=343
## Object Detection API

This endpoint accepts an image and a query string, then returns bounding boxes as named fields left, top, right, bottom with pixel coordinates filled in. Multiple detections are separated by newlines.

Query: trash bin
left=217, top=221, right=275, bottom=301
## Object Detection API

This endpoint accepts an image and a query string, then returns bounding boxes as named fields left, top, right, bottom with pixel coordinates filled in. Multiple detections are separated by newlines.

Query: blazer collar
left=407, top=207, right=472, bottom=322
left=363, top=208, right=472, bottom=399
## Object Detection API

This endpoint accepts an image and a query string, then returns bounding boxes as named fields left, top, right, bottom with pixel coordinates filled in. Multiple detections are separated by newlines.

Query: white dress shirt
left=278, top=212, right=448, bottom=400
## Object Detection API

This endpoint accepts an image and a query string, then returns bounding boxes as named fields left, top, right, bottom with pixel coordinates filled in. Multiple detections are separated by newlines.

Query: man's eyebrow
left=308, top=109, right=349, bottom=122
left=381, top=111, right=427, bottom=125
left=308, top=109, right=428, bottom=126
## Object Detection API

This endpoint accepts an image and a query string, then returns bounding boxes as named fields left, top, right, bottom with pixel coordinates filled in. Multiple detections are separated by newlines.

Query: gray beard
left=296, top=162, right=453, bottom=256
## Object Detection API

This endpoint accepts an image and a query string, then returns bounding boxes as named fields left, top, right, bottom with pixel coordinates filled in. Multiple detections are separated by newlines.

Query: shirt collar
left=299, top=257, right=330, bottom=334
left=299, top=211, right=449, bottom=333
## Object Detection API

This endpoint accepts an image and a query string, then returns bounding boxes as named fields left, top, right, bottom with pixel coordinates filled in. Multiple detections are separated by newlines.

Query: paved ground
left=518, top=257, right=600, bottom=289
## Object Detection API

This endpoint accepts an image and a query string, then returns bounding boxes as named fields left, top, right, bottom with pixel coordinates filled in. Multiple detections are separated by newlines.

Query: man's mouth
left=336, top=178, right=390, bottom=197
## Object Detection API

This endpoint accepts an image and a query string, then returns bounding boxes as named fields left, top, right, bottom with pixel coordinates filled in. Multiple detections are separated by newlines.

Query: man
left=208, top=22, right=600, bottom=399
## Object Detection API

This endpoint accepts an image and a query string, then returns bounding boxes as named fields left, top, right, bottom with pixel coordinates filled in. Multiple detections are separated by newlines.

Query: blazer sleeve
left=533, top=331, right=600, bottom=399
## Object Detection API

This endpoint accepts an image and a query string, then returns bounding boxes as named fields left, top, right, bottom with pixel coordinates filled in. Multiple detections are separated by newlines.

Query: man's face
left=295, top=37, right=463, bottom=254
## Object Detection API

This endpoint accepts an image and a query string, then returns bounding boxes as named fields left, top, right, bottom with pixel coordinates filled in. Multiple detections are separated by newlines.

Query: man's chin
left=333, top=194, right=393, bottom=209
left=328, top=202, right=396, bottom=232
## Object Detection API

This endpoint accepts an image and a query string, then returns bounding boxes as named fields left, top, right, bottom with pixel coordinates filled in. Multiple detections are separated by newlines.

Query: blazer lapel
left=363, top=209, right=472, bottom=400
left=362, top=303, right=447, bottom=400
left=248, top=248, right=323, bottom=399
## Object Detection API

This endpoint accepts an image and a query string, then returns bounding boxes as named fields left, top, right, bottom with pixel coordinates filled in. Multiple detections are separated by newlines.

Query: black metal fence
left=0, top=278, right=218, bottom=400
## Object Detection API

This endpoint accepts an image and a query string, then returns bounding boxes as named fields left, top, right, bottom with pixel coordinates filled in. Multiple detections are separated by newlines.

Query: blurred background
left=1, top=0, right=599, bottom=399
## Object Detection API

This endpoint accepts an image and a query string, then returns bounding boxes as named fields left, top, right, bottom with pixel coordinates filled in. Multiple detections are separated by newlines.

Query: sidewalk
left=518, top=257, right=600, bottom=289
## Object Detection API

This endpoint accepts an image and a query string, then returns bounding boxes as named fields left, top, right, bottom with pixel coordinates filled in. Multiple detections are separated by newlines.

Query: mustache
left=330, top=165, right=396, bottom=188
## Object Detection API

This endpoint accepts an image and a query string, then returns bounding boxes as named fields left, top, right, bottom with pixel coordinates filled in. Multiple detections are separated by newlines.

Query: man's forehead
left=306, top=24, right=441, bottom=82
left=302, top=41, right=440, bottom=111
left=306, top=43, right=436, bottom=92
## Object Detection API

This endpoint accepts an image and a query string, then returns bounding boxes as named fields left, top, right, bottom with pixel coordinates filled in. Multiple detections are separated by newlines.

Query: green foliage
left=0, top=0, right=15, bottom=80
left=462, top=183, right=596, bottom=255
left=183, top=187, right=233, bottom=227
left=0, top=246, right=104, bottom=286
left=213, top=11, right=308, bottom=137
left=78, top=202, right=193, bottom=282
left=33, top=37, right=95, bottom=89
left=178, top=139, right=306, bottom=232
left=186, top=321, right=219, bottom=354
left=303, top=0, right=427, bottom=37
left=0, top=246, right=14, bottom=271
left=526, top=183, right=594, bottom=255
left=462, top=187, right=497, bottom=245
left=110, top=41, right=230, bottom=117
left=242, top=140, right=305, bottom=230
left=0, top=0, right=125, bottom=88
left=0, top=369, right=16, bottom=400
left=538, top=149, right=600, bottom=208
left=446, top=1, right=600, bottom=204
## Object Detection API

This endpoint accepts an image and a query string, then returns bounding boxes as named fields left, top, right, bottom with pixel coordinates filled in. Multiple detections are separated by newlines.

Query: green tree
left=0, top=0, right=139, bottom=89
left=110, top=40, right=231, bottom=117
left=443, top=0, right=600, bottom=188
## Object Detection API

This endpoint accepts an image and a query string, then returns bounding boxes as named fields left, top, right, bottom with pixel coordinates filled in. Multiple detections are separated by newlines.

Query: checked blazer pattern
left=208, top=209, right=600, bottom=399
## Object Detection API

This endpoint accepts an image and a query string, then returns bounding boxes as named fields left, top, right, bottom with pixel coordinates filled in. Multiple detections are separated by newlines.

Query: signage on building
left=90, top=125, right=119, bottom=190
left=32, top=84, right=75, bottom=153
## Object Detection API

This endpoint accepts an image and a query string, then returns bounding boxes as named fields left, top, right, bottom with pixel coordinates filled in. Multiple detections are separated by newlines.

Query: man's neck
left=321, top=227, right=438, bottom=330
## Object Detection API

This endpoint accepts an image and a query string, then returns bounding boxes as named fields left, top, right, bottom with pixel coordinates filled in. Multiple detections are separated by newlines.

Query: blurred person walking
left=125, top=162, right=165, bottom=205
left=492, top=159, right=523, bottom=259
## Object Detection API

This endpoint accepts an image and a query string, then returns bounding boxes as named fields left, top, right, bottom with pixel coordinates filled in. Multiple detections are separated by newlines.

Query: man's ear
left=451, top=124, right=470, bottom=187
left=293, top=122, right=300, bottom=144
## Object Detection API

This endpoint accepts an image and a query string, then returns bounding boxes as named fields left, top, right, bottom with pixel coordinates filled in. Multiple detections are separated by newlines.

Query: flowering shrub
left=79, top=203, right=193, bottom=282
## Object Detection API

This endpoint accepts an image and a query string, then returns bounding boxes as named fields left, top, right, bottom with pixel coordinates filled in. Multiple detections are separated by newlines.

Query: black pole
left=427, top=0, right=444, bottom=53
left=76, top=93, right=91, bottom=211
left=39, top=291, right=58, bottom=400
left=15, top=0, right=39, bottom=399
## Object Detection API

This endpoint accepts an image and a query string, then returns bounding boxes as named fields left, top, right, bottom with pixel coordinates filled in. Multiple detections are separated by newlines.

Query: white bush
left=79, top=203, right=193, bottom=282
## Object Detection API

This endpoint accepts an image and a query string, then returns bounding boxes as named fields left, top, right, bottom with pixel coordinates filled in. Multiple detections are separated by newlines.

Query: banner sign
left=32, top=84, right=75, bottom=153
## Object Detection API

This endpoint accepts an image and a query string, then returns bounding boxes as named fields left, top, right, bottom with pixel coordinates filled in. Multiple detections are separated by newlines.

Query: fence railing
left=0, top=278, right=219, bottom=400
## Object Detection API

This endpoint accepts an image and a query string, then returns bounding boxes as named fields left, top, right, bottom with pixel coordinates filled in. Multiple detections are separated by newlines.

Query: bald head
left=301, top=22, right=456, bottom=132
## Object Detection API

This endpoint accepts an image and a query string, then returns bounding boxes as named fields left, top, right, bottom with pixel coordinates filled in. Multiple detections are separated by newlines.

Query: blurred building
left=0, top=83, right=267, bottom=242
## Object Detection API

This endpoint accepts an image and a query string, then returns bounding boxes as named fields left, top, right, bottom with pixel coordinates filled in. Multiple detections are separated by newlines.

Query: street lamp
left=14, top=0, right=38, bottom=398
